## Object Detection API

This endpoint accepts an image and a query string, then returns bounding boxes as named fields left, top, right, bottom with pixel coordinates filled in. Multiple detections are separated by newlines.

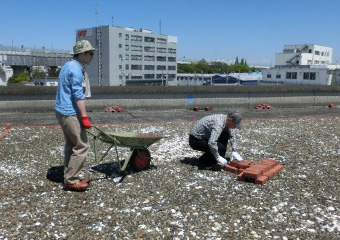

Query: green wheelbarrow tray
left=87, top=126, right=163, bottom=172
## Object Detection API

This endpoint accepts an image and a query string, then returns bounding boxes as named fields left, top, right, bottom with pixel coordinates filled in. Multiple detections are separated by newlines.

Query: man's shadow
left=46, top=162, right=157, bottom=183
left=180, top=157, right=199, bottom=167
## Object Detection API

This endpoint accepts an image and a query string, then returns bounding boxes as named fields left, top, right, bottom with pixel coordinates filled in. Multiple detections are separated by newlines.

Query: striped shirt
left=190, top=114, right=237, bottom=160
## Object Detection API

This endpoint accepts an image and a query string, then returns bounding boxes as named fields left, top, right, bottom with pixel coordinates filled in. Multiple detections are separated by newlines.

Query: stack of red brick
left=0, top=123, right=11, bottom=139
left=224, top=158, right=284, bottom=184
left=105, top=105, right=124, bottom=113
left=255, top=103, right=274, bottom=109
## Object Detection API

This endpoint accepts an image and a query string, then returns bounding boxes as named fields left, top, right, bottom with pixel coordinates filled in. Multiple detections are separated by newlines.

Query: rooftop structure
left=262, top=44, right=340, bottom=85
left=275, top=44, right=332, bottom=66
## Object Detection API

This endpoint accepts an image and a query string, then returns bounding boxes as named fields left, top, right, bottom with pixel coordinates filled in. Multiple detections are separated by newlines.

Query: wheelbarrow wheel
left=130, top=149, right=151, bottom=171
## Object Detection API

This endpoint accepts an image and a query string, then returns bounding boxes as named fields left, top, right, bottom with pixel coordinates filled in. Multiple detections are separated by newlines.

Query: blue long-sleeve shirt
left=54, top=59, right=85, bottom=116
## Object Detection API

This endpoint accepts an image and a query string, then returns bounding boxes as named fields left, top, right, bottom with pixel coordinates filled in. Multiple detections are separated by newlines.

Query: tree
left=8, top=72, right=30, bottom=84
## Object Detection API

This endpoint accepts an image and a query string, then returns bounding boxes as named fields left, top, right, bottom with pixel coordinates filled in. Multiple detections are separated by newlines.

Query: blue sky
left=1, top=0, right=340, bottom=66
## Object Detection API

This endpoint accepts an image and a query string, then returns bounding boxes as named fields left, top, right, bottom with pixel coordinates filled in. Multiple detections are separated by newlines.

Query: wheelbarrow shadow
left=91, top=161, right=158, bottom=182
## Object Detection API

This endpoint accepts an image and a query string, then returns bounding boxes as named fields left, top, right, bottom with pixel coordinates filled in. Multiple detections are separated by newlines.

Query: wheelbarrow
left=87, top=126, right=163, bottom=172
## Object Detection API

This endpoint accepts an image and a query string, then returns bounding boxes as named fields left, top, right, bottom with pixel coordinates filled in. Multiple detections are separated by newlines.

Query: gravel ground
left=0, top=108, right=339, bottom=239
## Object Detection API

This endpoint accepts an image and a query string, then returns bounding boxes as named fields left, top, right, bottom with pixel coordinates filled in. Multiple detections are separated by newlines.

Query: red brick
left=243, top=169, right=263, bottom=179
left=228, top=160, right=240, bottom=168
left=329, top=103, right=336, bottom=109
left=237, top=160, right=252, bottom=169
left=255, top=175, right=268, bottom=185
left=237, top=172, right=245, bottom=181
left=263, top=165, right=284, bottom=179
left=224, top=165, right=238, bottom=174
left=261, top=159, right=279, bottom=167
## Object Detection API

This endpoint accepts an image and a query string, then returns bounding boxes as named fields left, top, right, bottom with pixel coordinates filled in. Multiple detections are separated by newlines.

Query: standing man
left=55, top=40, right=96, bottom=191
left=189, top=112, right=243, bottom=170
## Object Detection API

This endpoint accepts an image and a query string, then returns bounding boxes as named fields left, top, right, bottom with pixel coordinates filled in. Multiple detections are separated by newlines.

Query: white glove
left=231, top=151, right=243, bottom=161
left=217, top=156, right=228, bottom=165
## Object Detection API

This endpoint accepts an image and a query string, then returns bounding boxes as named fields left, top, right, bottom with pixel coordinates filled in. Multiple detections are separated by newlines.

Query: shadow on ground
left=46, top=163, right=158, bottom=184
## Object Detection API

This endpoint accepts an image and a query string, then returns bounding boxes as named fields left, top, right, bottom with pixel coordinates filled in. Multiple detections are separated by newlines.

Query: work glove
left=81, top=115, right=92, bottom=129
left=231, top=151, right=243, bottom=161
left=217, top=156, right=228, bottom=166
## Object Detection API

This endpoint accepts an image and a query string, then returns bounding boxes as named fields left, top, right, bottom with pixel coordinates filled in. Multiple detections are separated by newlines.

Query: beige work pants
left=56, top=112, right=89, bottom=184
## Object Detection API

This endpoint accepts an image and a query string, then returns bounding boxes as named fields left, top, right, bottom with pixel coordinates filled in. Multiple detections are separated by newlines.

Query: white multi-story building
left=262, top=44, right=340, bottom=85
left=76, top=25, right=178, bottom=86
left=275, top=44, right=332, bottom=66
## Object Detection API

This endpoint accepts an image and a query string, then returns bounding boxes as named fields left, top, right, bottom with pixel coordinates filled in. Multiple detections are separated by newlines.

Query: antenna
left=159, top=20, right=162, bottom=34
left=112, top=17, right=114, bottom=26
left=95, top=3, right=99, bottom=26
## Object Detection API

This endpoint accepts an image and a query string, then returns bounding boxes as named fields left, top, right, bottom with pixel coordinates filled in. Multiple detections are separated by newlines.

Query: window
left=144, top=56, right=155, bottom=61
left=157, top=65, right=166, bottom=70
left=144, top=65, right=155, bottom=70
left=131, top=75, right=142, bottom=80
left=157, top=56, right=166, bottom=61
left=315, top=50, right=320, bottom=55
left=144, top=74, right=155, bottom=79
left=168, top=57, right=176, bottom=62
left=168, top=74, right=176, bottom=80
left=119, top=44, right=122, bottom=48
left=157, top=48, right=166, bottom=53
left=125, top=45, right=129, bottom=51
left=125, top=34, right=129, bottom=40
left=131, top=35, right=142, bottom=41
left=131, top=45, right=142, bottom=52
left=267, top=74, right=271, bottom=78
left=168, top=65, right=176, bottom=70
left=119, top=65, right=122, bottom=70
left=157, top=38, right=167, bottom=44
left=125, top=64, right=129, bottom=70
left=303, top=72, right=309, bottom=80
left=286, top=72, right=297, bottom=79
left=276, top=74, right=281, bottom=79
left=303, top=72, right=316, bottom=80
left=144, top=37, right=155, bottom=43
left=144, top=46, right=155, bottom=52
left=168, top=48, right=176, bottom=54
left=119, top=33, right=122, bottom=37
left=310, top=72, right=316, bottom=80
left=131, top=55, right=142, bottom=61
left=125, top=54, right=129, bottom=60
left=131, top=64, right=142, bottom=70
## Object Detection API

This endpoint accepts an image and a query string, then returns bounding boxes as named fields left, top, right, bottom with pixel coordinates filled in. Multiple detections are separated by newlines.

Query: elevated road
left=0, top=45, right=72, bottom=67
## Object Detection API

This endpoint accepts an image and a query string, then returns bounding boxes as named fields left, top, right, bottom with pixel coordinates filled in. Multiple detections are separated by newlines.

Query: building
left=262, top=44, right=340, bottom=85
left=76, top=25, right=178, bottom=86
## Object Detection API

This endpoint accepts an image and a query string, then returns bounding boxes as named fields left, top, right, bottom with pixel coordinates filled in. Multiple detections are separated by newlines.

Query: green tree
left=32, top=70, right=46, bottom=79
left=8, top=72, right=30, bottom=84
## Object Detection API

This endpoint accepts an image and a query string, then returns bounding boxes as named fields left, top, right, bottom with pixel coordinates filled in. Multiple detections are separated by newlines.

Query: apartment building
left=262, top=44, right=340, bottom=85
left=76, top=25, right=178, bottom=86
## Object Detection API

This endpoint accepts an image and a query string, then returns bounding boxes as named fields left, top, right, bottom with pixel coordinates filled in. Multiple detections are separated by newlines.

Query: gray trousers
left=56, top=112, right=89, bottom=184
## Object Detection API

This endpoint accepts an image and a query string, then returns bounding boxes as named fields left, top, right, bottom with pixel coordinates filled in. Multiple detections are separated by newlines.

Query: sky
left=1, top=0, right=340, bottom=66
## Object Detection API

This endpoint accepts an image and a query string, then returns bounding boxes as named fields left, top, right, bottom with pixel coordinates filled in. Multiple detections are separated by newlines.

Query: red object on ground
left=105, top=105, right=124, bottom=113
left=0, top=123, right=11, bottom=139
left=255, top=103, right=274, bottom=109
left=224, top=158, right=284, bottom=185
left=328, top=103, right=336, bottom=109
